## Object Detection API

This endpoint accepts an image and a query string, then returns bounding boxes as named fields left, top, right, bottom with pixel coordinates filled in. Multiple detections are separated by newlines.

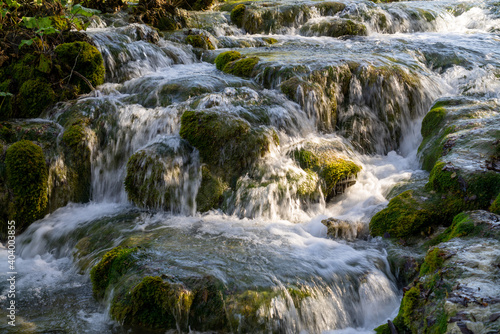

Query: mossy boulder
left=230, top=4, right=246, bottom=27
left=370, top=190, right=440, bottom=240
left=381, top=216, right=500, bottom=333
left=179, top=110, right=277, bottom=184
left=186, top=34, right=215, bottom=50
left=17, top=78, right=56, bottom=118
left=196, top=166, right=228, bottom=212
left=111, top=276, right=194, bottom=330
left=299, top=18, right=368, bottom=38
left=55, top=41, right=105, bottom=93
left=5, top=140, right=48, bottom=230
left=124, top=139, right=199, bottom=212
left=292, top=143, right=360, bottom=200
left=214, top=50, right=242, bottom=71
left=222, top=56, right=260, bottom=78
left=90, top=246, right=138, bottom=299
left=490, top=193, right=500, bottom=214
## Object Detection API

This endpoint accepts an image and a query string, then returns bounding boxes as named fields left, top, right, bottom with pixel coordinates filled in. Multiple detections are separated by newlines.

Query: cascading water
left=1, top=0, right=499, bottom=332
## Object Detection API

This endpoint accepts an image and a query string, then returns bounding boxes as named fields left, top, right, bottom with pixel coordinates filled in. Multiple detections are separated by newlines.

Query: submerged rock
left=124, top=138, right=200, bottom=212
left=322, top=218, right=367, bottom=240
left=179, top=109, right=278, bottom=183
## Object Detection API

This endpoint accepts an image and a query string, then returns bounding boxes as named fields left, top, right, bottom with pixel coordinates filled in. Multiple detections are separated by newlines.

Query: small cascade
left=2, top=0, right=500, bottom=332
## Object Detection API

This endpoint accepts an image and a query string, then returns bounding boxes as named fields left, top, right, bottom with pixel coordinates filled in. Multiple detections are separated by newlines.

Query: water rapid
left=1, top=0, right=499, bottom=332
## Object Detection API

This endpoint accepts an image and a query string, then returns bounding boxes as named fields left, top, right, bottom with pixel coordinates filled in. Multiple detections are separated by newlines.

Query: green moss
left=215, top=51, right=243, bottom=71
left=196, top=166, right=228, bottom=212
left=18, top=79, right=56, bottom=118
left=5, top=140, right=48, bottom=230
left=179, top=110, right=275, bottom=182
left=223, top=56, right=260, bottom=78
left=262, top=37, right=278, bottom=45
left=419, top=247, right=445, bottom=276
left=490, top=193, right=500, bottom=214
left=419, top=126, right=456, bottom=172
left=369, top=190, right=438, bottom=239
left=321, top=159, right=360, bottom=197
left=401, top=285, right=421, bottom=328
left=124, top=150, right=169, bottom=209
left=186, top=34, right=215, bottom=50
left=50, top=15, right=71, bottom=31
left=111, top=276, right=193, bottom=330
left=427, top=161, right=461, bottom=193
left=55, top=41, right=105, bottom=93
left=292, top=148, right=360, bottom=199
left=187, top=276, right=227, bottom=330
left=230, top=4, right=246, bottom=27
left=374, top=323, right=391, bottom=334
left=90, top=246, right=138, bottom=299
left=62, top=124, right=86, bottom=148
left=61, top=124, right=92, bottom=203
left=421, top=107, right=446, bottom=138
left=434, top=212, right=485, bottom=244
left=11, top=54, right=37, bottom=84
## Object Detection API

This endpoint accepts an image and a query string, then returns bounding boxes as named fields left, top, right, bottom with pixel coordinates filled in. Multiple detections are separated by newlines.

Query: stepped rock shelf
left=0, top=0, right=499, bottom=333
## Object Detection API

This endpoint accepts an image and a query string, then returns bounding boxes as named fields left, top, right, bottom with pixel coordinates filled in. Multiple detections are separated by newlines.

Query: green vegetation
left=419, top=247, right=445, bottom=276
left=55, top=41, right=105, bottom=93
left=214, top=51, right=242, bottom=70
left=61, top=124, right=92, bottom=203
left=18, top=78, right=56, bottom=117
left=5, top=140, right=48, bottom=230
left=90, top=246, right=138, bottom=299
left=421, top=106, right=446, bottom=138
left=124, top=150, right=169, bottom=209
left=292, top=147, right=360, bottom=199
left=490, top=193, right=500, bottom=214
left=230, top=4, right=246, bottom=27
left=370, top=190, right=438, bottom=239
left=111, top=276, right=193, bottom=329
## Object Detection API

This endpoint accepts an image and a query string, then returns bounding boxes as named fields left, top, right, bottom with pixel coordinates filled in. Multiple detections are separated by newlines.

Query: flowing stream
left=1, top=0, right=499, bottom=332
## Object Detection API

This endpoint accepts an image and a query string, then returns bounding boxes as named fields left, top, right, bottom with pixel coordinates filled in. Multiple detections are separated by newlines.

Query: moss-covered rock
left=490, top=193, right=500, bottom=214
left=60, top=124, right=92, bottom=204
left=179, top=110, right=277, bottom=184
left=223, top=56, right=260, bottom=78
left=90, top=246, right=138, bottom=299
left=124, top=139, right=198, bottom=211
left=17, top=78, right=56, bottom=118
left=55, top=41, right=105, bottom=93
left=5, top=140, right=48, bottom=231
left=214, top=50, right=242, bottom=71
left=370, top=190, right=439, bottom=239
left=230, top=4, right=246, bottom=27
left=299, top=18, right=368, bottom=38
left=385, top=220, right=500, bottom=333
left=186, top=34, right=215, bottom=50
left=111, top=275, right=194, bottom=330
left=196, top=166, right=228, bottom=212
left=292, top=143, right=360, bottom=200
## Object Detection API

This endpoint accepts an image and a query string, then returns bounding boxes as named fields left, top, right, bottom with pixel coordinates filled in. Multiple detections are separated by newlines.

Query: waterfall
left=1, top=0, right=499, bottom=332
